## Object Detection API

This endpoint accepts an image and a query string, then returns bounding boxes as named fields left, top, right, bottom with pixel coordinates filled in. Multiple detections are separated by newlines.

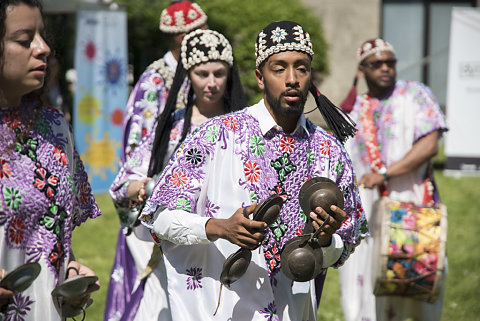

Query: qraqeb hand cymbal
left=299, top=177, right=344, bottom=218
left=220, top=195, right=284, bottom=286
left=281, top=177, right=344, bottom=282
left=0, top=262, right=41, bottom=293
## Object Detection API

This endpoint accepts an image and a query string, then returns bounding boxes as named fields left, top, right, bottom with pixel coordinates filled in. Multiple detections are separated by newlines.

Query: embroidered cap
left=255, top=20, right=314, bottom=68
left=181, top=29, right=233, bottom=71
left=159, top=1, right=207, bottom=34
left=357, top=38, right=395, bottom=63
left=340, top=38, right=395, bottom=113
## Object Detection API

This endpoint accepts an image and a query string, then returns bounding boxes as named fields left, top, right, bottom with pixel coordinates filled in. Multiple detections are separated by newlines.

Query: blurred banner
left=445, top=8, right=480, bottom=175
left=74, top=9, right=127, bottom=192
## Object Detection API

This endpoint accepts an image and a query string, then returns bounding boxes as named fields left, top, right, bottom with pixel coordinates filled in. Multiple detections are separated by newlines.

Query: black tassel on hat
left=254, top=21, right=356, bottom=143
left=147, top=30, right=246, bottom=178
left=309, top=83, right=356, bottom=144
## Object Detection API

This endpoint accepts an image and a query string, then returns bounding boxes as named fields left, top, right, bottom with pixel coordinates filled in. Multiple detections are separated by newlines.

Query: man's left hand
left=358, top=172, right=385, bottom=189
left=63, top=261, right=100, bottom=309
left=309, top=205, right=347, bottom=247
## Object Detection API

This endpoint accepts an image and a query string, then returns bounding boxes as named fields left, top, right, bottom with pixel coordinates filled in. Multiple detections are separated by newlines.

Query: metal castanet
left=298, top=176, right=344, bottom=219
left=219, top=195, right=284, bottom=286
left=281, top=177, right=344, bottom=282
left=220, top=248, right=252, bottom=287
left=0, top=262, right=41, bottom=293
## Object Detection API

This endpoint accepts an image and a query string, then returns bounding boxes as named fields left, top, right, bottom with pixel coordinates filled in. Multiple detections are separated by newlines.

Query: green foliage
left=196, top=0, right=329, bottom=103
left=434, top=173, right=480, bottom=321
left=317, top=170, right=480, bottom=321
left=116, top=0, right=329, bottom=104
left=116, top=0, right=170, bottom=78
left=71, top=193, right=118, bottom=320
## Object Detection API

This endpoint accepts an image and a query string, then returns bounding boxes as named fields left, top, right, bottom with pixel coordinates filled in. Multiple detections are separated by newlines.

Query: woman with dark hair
left=108, top=29, right=246, bottom=321
left=0, top=1, right=101, bottom=320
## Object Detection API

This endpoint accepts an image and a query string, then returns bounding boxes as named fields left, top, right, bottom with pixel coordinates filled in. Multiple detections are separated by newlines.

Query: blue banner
left=73, top=9, right=127, bottom=192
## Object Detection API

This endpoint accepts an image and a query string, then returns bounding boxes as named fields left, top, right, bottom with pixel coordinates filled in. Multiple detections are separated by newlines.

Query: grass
left=71, top=193, right=118, bottom=320
left=72, top=171, right=480, bottom=321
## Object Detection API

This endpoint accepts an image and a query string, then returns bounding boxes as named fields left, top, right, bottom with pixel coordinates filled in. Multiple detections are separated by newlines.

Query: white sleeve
left=151, top=206, right=211, bottom=245
left=321, top=233, right=344, bottom=268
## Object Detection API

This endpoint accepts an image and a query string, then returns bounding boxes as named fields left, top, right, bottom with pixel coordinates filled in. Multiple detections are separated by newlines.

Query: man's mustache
left=281, top=89, right=307, bottom=100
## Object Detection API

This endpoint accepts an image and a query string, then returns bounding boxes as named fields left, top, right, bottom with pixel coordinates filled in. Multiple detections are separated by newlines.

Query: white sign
left=445, top=8, right=480, bottom=175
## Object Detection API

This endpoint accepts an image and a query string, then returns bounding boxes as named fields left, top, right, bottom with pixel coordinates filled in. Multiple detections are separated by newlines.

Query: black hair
left=258, top=53, right=355, bottom=144
left=147, top=57, right=246, bottom=177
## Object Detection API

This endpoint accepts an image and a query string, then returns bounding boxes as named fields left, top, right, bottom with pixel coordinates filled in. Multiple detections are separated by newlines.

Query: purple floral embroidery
left=186, top=267, right=203, bottom=290
left=259, top=301, right=279, bottom=321
left=141, top=107, right=366, bottom=280
left=6, top=293, right=35, bottom=321
left=38, top=107, right=68, bottom=148
left=205, top=198, right=219, bottom=218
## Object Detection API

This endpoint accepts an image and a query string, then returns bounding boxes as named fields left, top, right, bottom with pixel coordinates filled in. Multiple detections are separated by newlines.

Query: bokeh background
left=37, top=0, right=480, bottom=320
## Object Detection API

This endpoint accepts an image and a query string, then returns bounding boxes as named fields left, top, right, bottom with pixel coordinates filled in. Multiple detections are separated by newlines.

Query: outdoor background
left=72, top=153, right=480, bottom=321
left=46, top=0, right=480, bottom=320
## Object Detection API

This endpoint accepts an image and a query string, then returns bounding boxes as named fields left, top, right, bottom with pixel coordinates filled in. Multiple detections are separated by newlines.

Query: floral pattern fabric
left=110, top=108, right=196, bottom=222
left=0, top=102, right=100, bottom=321
left=107, top=52, right=182, bottom=321
left=339, top=80, right=448, bottom=321
left=107, top=109, right=197, bottom=321
left=140, top=100, right=367, bottom=321
left=121, top=53, right=189, bottom=161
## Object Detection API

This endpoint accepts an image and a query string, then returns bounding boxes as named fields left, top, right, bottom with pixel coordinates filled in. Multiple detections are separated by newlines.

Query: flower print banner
left=73, top=9, right=127, bottom=192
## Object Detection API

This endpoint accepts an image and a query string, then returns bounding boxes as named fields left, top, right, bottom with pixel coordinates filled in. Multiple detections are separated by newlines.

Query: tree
left=118, top=0, right=329, bottom=103
left=197, top=0, right=328, bottom=103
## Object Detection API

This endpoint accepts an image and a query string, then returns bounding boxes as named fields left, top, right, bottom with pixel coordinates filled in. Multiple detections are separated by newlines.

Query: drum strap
left=360, top=96, right=435, bottom=205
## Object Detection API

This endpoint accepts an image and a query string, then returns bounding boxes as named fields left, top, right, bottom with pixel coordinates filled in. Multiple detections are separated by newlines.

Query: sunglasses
left=362, top=59, right=397, bottom=70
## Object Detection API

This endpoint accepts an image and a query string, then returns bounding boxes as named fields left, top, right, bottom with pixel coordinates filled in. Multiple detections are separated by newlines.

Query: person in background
left=108, top=29, right=246, bottom=321
left=104, top=2, right=208, bottom=320
left=138, top=20, right=367, bottom=321
left=0, top=0, right=101, bottom=319
left=339, top=38, right=448, bottom=321
left=121, top=0, right=207, bottom=160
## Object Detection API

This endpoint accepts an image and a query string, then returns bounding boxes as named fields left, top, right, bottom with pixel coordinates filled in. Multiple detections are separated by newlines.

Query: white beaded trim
left=181, top=29, right=233, bottom=71
left=357, top=39, right=395, bottom=62
left=147, top=58, right=188, bottom=110
left=159, top=3, right=207, bottom=34
left=256, top=42, right=314, bottom=68
left=255, top=24, right=314, bottom=68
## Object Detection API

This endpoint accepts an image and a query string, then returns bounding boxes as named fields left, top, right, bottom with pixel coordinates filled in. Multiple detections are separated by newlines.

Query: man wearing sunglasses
left=339, top=39, right=448, bottom=321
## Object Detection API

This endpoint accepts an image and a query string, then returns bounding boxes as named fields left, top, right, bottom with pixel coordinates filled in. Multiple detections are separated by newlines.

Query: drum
left=371, top=197, right=447, bottom=303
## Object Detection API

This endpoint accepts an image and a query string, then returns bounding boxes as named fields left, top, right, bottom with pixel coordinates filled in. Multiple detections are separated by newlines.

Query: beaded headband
left=357, top=38, right=395, bottom=62
left=159, top=1, right=207, bottom=34
left=255, top=21, right=314, bottom=68
left=181, top=29, right=234, bottom=71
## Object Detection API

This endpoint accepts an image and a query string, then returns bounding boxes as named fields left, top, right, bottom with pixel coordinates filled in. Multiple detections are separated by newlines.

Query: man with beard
left=138, top=21, right=367, bottom=321
left=339, top=39, right=448, bottom=321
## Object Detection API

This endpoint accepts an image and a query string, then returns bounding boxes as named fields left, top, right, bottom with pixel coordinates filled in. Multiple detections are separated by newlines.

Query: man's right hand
left=0, top=287, right=13, bottom=310
left=205, top=202, right=267, bottom=249
left=0, top=268, right=14, bottom=310
left=127, top=177, right=152, bottom=202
